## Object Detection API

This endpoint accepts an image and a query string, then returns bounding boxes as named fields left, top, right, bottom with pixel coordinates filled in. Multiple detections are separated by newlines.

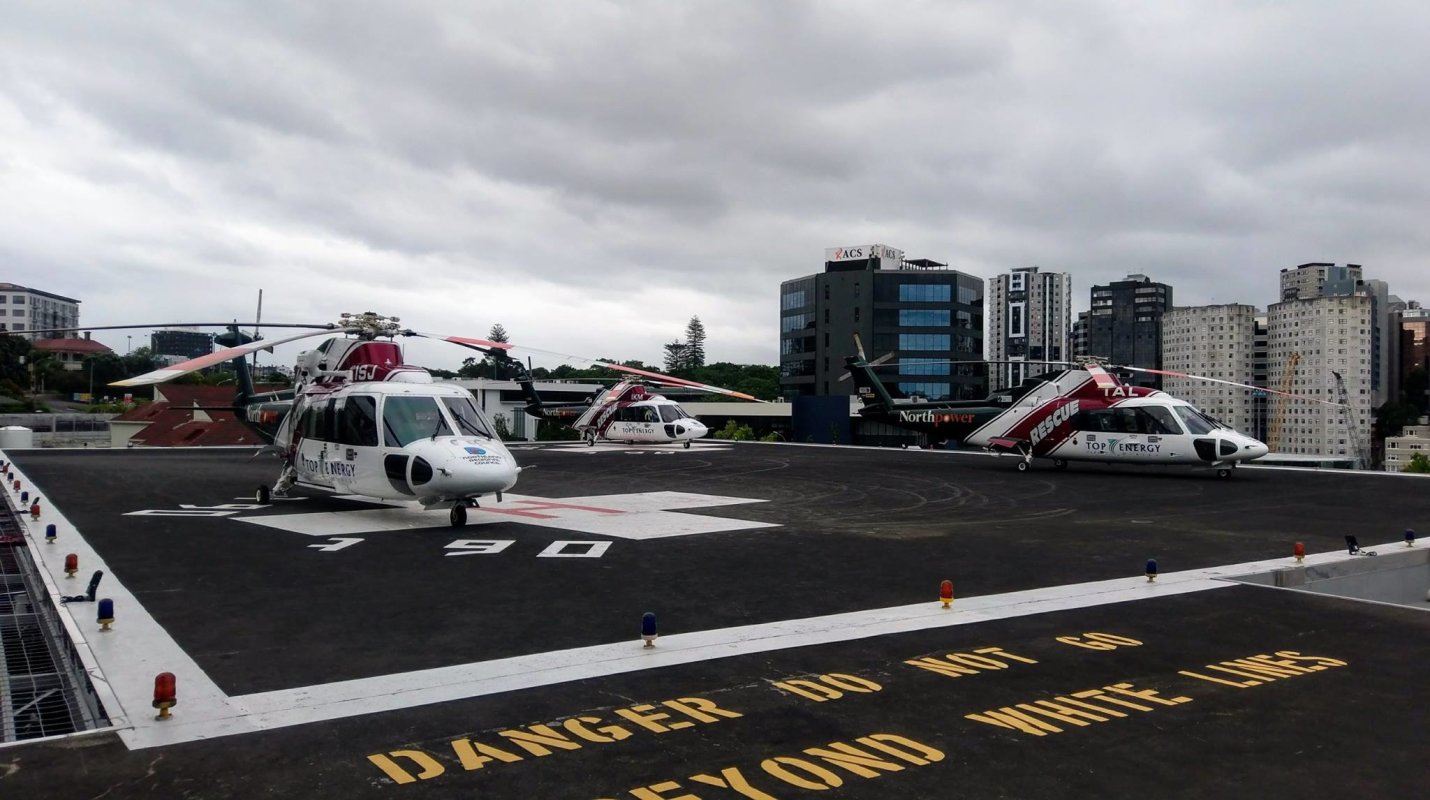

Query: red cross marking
left=472, top=499, right=626, bottom=519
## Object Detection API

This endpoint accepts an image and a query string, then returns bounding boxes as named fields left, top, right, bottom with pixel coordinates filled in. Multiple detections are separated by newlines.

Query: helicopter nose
left=1241, top=438, right=1269, bottom=461
left=409, top=440, right=519, bottom=495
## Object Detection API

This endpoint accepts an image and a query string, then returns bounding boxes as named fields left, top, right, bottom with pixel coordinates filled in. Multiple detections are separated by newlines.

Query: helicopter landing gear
left=450, top=504, right=468, bottom=527
left=1053, top=459, right=1068, bottom=470
left=1016, top=460, right=1031, bottom=472
left=584, top=431, right=596, bottom=447
left=683, top=440, right=691, bottom=449
left=256, top=485, right=271, bottom=504
left=1216, top=467, right=1233, bottom=479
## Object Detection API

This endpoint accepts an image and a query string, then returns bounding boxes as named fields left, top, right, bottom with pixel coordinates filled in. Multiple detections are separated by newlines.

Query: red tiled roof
left=32, top=338, right=113, bottom=354
left=115, top=383, right=286, bottom=447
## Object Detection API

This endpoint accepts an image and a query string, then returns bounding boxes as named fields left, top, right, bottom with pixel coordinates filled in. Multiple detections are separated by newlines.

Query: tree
left=122, top=346, right=159, bottom=378
left=1404, top=452, right=1430, bottom=474
left=1375, top=401, right=1422, bottom=438
left=458, top=324, right=512, bottom=379
left=683, top=316, right=706, bottom=370
left=0, top=334, right=30, bottom=388
left=662, top=341, right=687, bottom=374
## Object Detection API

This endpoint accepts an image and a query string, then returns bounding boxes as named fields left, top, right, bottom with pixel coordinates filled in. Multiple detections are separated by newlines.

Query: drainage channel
left=0, top=502, right=110, bottom=744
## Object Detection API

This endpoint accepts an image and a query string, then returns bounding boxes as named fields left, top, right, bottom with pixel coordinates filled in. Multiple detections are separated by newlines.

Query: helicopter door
left=1068, top=405, right=1190, bottom=463
left=607, top=404, right=663, bottom=442
left=294, top=398, right=340, bottom=488
left=334, top=395, right=380, bottom=495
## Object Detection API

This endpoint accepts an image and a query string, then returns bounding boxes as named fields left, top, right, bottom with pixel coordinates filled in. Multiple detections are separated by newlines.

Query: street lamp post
left=127, top=335, right=132, bottom=354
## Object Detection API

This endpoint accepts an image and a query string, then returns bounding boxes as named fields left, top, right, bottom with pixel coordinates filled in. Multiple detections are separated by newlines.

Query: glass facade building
left=778, top=247, right=985, bottom=401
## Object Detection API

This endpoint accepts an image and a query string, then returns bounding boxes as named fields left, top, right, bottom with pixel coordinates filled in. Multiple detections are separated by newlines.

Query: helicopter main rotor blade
left=21, top=322, right=339, bottom=336
left=112, top=328, right=353, bottom=387
left=405, top=331, right=515, bottom=354
left=1115, top=365, right=1347, bottom=407
left=495, top=344, right=761, bottom=402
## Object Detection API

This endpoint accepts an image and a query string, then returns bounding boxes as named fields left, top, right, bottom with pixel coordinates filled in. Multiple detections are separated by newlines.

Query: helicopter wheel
left=1053, top=459, right=1068, bottom=470
left=1016, top=460, right=1031, bottom=473
left=256, top=485, right=271, bottom=505
left=449, top=504, right=468, bottom=527
left=683, top=440, right=691, bottom=449
left=1216, top=468, right=1232, bottom=479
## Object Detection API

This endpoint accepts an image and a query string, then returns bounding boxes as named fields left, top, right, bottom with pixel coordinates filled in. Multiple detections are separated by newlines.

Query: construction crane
left=1330, top=370, right=1369, bottom=469
left=1267, top=351, right=1300, bottom=452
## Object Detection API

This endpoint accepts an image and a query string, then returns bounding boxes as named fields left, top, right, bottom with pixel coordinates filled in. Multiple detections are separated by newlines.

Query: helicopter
left=471, top=348, right=757, bottom=447
left=841, top=337, right=1340, bottom=478
left=42, top=312, right=522, bottom=526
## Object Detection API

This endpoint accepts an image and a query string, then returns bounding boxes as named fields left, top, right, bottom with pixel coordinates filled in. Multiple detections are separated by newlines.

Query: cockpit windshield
left=382, top=395, right=452, bottom=446
left=442, top=395, right=497, bottom=439
left=658, top=404, right=693, bottom=423
left=1174, top=406, right=1223, bottom=435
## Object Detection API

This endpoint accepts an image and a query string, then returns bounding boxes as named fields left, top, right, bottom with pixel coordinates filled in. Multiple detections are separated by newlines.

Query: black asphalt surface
left=2, top=444, right=1428, bottom=799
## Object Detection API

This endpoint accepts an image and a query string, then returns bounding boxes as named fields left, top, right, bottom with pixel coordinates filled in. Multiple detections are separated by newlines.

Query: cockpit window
left=382, top=395, right=452, bottom=447
left=1174, top=406, right=1218, bottom=435
left=658, top=404, right=688, bottom=422
left=442, top=395, right=496, bottom=439
left=1141, top=405, right=1183, bottom=435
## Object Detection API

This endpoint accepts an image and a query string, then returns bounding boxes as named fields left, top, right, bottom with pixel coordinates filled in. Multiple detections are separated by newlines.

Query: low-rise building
left=1384, top=423, right=1430, bottom=472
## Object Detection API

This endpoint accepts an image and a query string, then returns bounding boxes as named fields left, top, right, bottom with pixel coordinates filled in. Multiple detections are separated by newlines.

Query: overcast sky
left=4, top=1, right=1429, bottom=371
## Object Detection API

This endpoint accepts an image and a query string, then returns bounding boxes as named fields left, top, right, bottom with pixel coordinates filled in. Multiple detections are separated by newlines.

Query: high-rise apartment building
left=0, top=283, right=80, bottom=340
left=1280, top=263, right=1363, bottom=302
left=1086, top=274, right=1173, bottom=387
left=986, top=267, right=1071, bottom=389
left=1161, top=305, right=1262, bottom=437
left=1266, top=294, right=1373, bottom=464
left=1071, top=311, right=1089, bottom=360
left=779, top=245, right=985, bottom=401
left=1402, top=307, right=1430, bottom=412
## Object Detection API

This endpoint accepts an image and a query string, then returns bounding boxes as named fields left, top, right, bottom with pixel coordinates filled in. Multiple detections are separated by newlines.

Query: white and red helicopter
left=844, top=342, right=1344, bottom=477
left=477, top=349, right=758, bottom=447
left=46, top=312, right=521, bottom=526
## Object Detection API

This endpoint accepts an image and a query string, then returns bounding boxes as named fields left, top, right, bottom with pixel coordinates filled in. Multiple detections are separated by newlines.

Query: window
left=897, top=382, right=950, bottom=400
left=781, top=291, right=807, bottom=310
left=899, top=334, right=950, bottom=351
left=11, top=296, right=23, bottom=304
left=442, top=395, right=495, bottom=438
left=337, top=395, right=379, bottom=446
left=899, top=284, right=951, bottom=302
left=1174, top=406, right=1219, bottom=435
left=900, top=358, right=950, bottom=376
left=1009, top=272, right=1026, bottom=292
left=899, top=309, right=950, bottom=326
left=1008, top=302, right=1025, bottom=338
left=382, top=395, right=452, bottom=447
left=781, top=314, right=811, bottom=333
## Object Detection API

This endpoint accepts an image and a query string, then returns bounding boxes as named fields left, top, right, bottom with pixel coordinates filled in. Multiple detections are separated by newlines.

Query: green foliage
left=1404, top=452, right=1430, bottom=474
left=491, top=413, right=514, bottom=441
left=662, top=340, right=687, bottom=374
left=122, top=346, right=159, bottom=377
left=0, top=334, right=30, bottom=386
left=683, top=316, right=706, bottom=370
left=712, top=419, right=754, bottom=441
left=759, top=431, right=782, bottom=442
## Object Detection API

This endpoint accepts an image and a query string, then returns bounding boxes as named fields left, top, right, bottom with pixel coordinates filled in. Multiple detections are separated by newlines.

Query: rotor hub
left=338, top=311, right=403, bottom=340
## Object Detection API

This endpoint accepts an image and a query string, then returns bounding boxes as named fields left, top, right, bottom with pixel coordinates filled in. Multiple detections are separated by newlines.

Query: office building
left=1402, top=307, right=1430, bottom=412
left=779, top=245, right=985, bottom=402
left=1071, top=311, right=1089, bottom=360
left=1086, top=274, right=1173, bottom=387
left=1161, top=305, right=1262, bottom=437
left=986, top=267, right=1071, bottom=389
left=0, top=283, right=80, bottom=340
left=153, top=329, right=215, bottom=360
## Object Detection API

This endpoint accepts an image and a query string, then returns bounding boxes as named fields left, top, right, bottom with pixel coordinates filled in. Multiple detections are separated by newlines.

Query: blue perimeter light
left=1406, top=529, right=1417, bottom=547
left=1145, top=559, right=1158, bottom=581
left=97, top=598, right=115, bottom=625
left=45, top=524, right=56, bottom=542
left=641, top=612, right=657, bottom=638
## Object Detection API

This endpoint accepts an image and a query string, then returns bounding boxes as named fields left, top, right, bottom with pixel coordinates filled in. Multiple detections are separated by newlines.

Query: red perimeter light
left=153, top=672, right=177, bottom=706
left=64, top=553, right=78, bottom=576
left=1293, top=542, right=1305, bottom=561
left=939, top=579, right=954, bottom=608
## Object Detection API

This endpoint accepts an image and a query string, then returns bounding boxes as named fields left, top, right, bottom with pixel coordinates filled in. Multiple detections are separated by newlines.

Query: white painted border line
left=1, top=453, right=257, bottom=749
